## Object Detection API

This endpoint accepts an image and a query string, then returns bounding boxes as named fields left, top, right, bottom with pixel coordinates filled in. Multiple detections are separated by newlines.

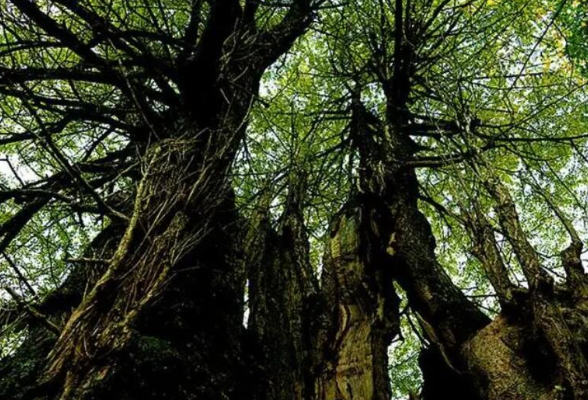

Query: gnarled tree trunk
left=0, top=1, right=318, bottom=399
left=315, top=197, right=399, bottom=400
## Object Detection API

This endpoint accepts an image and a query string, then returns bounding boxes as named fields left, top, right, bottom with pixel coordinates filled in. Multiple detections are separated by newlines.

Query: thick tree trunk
left=315, top=198, right=399, bottom=400
left=244, top=188, right=317, bottom=400
left=0, top=137, right=251, bottom=400
left=386, top=157, right=588, bottom=400
left=4, top=2, right=588, bottom=398
left=242, top=170, right=400, bottom=400
left=0, top=2, right=322, bottom=399
left=37, top=139, right=247, bottom=400
left=343, top=90, right=588, bottom=400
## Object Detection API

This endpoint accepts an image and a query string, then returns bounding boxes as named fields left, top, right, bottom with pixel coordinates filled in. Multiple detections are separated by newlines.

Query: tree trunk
left=36, top=139, right=247, bottom=400
left=314, top=197, right=399, bottom=400
left=244, top=187, right=317, bottom=400
left=3, top=2, right=588, bottom=398
left=0, top=2, right=323, bottom=399
left=341, top=91, right=588, bottom=400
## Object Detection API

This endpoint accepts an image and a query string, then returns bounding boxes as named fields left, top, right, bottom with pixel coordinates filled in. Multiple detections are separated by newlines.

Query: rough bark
left=0, top=2, right=319, bottom=399
left=244, top=186, right=317, bottom=400
left=347, top=85, right=588, bottom=399
left=3, top=2, right=588, bottom=400
left=41, top=139, right=247, bottom=400
left=314, top=196, right=399, bottom=400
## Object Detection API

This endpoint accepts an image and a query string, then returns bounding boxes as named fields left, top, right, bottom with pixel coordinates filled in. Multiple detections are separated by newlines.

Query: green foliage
left=235, top=1, right=588, bottom=396
left=562, top=0, right=588, bottom=74
left=1, top=0, right=588, bottom=398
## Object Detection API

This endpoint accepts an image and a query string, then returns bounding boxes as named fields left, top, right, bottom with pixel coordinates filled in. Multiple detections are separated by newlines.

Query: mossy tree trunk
left=314, top=198, right=399, bottom=400
left=244, top=180, right=318, bottom=400
left=244, top=174, right=400, bottom=400
left=0, top=2, right=318, bottom=399
left=3, top=2, right=588, bottom=400
left=344, top=76, right=588, bottom=400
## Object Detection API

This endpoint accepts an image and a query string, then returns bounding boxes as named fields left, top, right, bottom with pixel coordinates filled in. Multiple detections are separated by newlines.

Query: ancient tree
left=0, top=0, right=321, bottom=398
left=1, top=1, right=588, bottom=400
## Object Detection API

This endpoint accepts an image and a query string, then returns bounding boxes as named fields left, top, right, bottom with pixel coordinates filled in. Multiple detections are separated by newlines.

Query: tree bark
left=244, top=187, right=317, bottom=400
left=314, top=198, right=400, bottom=400
left=0, top=2, right=319, bottom=399
left=345, top=87, right=588, bottom=399
left=4, top=2, right=588, bottom=400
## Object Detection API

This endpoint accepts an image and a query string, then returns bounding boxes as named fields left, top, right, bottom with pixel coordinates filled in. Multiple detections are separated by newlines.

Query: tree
left=0, top=1, right=322, bottom=398
left=305, top=0, right=588, bottom=398
left=1, top=1, right=588, bottom=400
